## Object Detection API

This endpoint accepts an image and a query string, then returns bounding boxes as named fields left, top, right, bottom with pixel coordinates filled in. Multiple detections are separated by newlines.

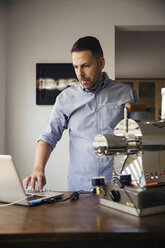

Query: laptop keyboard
left=26, top=194, right=44, bottom=201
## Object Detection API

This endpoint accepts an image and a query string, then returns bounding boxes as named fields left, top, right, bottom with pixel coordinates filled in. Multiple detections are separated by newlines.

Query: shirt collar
left=79, top=72, right=110, bottom=93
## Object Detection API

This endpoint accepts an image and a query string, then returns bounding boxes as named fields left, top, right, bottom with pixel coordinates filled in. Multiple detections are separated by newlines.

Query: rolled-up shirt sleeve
left=38, top=95, right=68, bottom=150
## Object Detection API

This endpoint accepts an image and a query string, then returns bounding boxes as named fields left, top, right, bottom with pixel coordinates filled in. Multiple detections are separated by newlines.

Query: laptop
left=0, top=155, right=63, bottom=206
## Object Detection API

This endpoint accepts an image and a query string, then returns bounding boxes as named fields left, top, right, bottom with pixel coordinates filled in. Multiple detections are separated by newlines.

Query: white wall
left=0, top=0, right=6, bottom=154
left=115, top=31, right=165, bottom=78
left=4, top=0, right=165, bottom=191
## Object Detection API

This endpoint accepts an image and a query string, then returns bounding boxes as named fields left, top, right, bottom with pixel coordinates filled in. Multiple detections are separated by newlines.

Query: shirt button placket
left=95, top=94, right=100, bottom=131
left=96, top=124, right=100, bottom=129
left=95, top=109, right=99, bottom=129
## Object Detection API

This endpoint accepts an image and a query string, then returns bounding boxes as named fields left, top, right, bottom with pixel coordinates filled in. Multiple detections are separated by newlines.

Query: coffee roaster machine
left=92, top=98, right=165, bottom=217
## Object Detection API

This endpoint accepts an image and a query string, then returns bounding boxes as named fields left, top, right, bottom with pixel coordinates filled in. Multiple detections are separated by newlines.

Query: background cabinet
left=116, top=79, right=165, bottom=120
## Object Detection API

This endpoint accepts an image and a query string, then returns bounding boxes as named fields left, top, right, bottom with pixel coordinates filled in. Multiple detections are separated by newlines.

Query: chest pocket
left=99, top=104, right=124, bottom=131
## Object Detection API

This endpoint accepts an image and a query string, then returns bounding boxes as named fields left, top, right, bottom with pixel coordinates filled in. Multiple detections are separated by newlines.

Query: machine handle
left=125, top=102, right=146, bottom=112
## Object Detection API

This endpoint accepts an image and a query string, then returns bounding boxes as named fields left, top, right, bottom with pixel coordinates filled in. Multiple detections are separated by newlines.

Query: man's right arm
left=23, top=140, right=52, bottom=191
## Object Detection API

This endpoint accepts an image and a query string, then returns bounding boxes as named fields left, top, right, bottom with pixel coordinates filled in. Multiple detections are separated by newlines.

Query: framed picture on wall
left=36, top=63, right=78, bottom=105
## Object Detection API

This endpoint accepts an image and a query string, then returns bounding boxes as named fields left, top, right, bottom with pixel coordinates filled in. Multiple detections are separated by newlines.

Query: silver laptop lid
left=0, top=155, right=30, bottom=206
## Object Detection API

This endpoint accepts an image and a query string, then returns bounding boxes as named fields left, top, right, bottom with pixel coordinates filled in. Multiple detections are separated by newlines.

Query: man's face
left=72, top=50, right=105, bottom=91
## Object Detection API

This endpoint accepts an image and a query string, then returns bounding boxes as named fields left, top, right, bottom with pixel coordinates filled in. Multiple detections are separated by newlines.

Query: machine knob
left=110, top=190, right=120, bottom=202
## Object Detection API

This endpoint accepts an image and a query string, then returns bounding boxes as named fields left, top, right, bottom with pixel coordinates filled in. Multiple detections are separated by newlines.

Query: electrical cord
left=43, top=189, right=95, bottom=204
left=0, top=195, right=33, bottom=207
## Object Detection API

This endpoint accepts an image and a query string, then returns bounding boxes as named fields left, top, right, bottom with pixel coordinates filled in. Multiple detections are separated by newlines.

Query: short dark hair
left=71, top=36, right=103, bottom=58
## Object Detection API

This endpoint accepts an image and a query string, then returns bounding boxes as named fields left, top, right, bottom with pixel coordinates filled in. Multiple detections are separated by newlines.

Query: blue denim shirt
left=39, top=72, right=146, bottom=191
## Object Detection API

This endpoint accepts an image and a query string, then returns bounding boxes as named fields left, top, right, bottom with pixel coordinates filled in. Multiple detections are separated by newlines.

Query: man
left=23, top=36, right=146, bottom=192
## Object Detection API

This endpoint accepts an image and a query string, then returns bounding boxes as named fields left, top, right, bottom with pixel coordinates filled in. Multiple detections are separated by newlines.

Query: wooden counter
left=0, top=192, right=164, bottom=247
